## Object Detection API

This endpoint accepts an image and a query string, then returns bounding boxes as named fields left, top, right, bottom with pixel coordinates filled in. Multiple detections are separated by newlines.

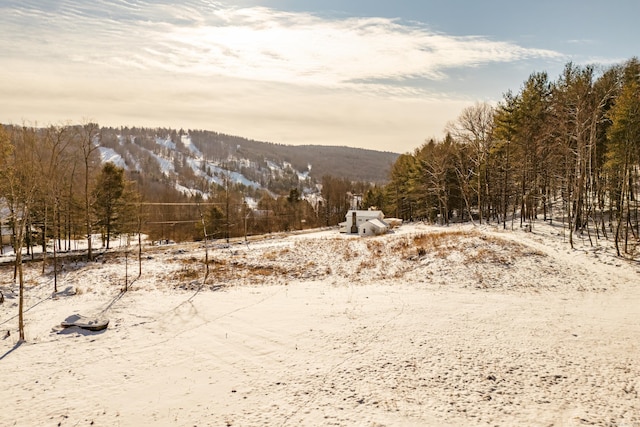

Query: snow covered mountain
left=97, top=127, right=398, bottom=198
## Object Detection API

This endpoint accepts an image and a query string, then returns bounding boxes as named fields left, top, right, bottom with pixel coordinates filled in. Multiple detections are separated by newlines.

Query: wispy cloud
left=0, top=0, right=565, bottom=151
left=1, top=0, right=562, bottom=93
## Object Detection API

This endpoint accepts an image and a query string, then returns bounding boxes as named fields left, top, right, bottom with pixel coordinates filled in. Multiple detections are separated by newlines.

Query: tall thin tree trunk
left=503, top=141, right=510, bottom=230
left=86, top=160, right=92, bottom=261
left=614, top=162, right=629, bottom=257
left=15, top=213, right=28, bottom=342
left=42, top=202, right=48, bottom=274
left=53, top=199, right=58, bottom=293
left=138, top=212, right=143, bottom=279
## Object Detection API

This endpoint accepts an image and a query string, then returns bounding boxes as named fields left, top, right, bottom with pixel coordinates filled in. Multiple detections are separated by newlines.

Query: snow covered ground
left=1, top=222, right=639, bottom=426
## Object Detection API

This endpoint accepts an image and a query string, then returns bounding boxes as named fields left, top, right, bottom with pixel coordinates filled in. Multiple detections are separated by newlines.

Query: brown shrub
left=366, top=240, right=384, bottom=257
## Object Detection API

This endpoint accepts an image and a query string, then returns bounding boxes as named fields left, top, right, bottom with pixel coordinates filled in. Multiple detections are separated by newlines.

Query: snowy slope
left=105, top=132, right=287, bottom=195
left=181, top=134, right=203, bottom=159
left=98, top=147, right=127, bottom=169
left=1, top=222, right=638, bottom=426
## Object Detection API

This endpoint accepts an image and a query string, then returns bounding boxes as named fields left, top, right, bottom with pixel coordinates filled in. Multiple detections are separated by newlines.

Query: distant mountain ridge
left=98, top=127, right=399, bottom=197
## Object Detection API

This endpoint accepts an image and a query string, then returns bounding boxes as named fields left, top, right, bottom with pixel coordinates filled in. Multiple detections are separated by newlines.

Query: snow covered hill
left=1, top=221, right=639, bottom=426
left=97, top=127, right=398, bottom=198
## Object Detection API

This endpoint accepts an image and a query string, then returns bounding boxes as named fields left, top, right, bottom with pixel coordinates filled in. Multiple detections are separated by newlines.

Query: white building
left=339, top=210, right=389, bottom=236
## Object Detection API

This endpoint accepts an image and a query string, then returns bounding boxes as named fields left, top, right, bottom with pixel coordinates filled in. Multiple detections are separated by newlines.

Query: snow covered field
left=1, top=222, right=639, bottom=426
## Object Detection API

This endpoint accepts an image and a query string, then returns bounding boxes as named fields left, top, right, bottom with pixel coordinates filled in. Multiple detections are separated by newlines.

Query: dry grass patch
left=247, top=264, right=289, bottom=277
left=174, top=257, right=203, bottom=280
left=263, top=248, right=290, bottom=261
left=466, top=247, right=512, bottom=264
left=412, top=230, right=472, bottom=258
left=342, top=244, right=357, bottom=261
left=357, top=259, right=376, bottom=274
left=176, top=266, right=201, bottom=281
left=412, top=230, right=471, bottom=247
left=407, top=229, right=546, bottom=265
left=366, top=240, right=385, bottom=257
left=206, top=258, right=293, bottom=282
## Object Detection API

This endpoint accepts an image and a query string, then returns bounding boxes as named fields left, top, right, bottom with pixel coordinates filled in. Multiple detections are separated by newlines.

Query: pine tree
left=92, top=163, right=126, bottom=249
left=605, top=59, right=640, bottom=255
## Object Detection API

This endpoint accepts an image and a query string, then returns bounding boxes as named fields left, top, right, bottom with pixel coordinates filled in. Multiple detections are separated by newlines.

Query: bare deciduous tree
left=0, top=125, right=40, bottom=341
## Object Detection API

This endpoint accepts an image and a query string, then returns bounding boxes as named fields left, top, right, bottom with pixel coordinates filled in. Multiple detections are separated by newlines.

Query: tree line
left=0, top=122, right=375, bottom=340
left=3, top=59, right=639, bottom=264
left=3, top=57, right=639, bottom=339
left=0, top=117, right=383, bottom=339
left=0, top=123, right=379, bottom=253
left=371, top=58, right=640, bottom=258
left=0, top=123, right=131, bottom=340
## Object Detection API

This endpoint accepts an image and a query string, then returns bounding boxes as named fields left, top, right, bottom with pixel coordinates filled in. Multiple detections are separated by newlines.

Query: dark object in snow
left=61, top=314, right=109, bottom=331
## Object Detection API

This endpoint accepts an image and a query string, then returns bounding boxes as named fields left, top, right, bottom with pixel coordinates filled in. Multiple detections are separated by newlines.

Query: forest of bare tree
left=2, top=58, right=639, bottom=277
left=2, top=58, right=640, bottom=342
left=375, top=58, right=640, bottom=259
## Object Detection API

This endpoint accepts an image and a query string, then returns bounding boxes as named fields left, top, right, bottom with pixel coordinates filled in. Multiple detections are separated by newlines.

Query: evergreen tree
left=92, top=163, right=126, bottom=249
left=605, top=59, right=640, bottom=255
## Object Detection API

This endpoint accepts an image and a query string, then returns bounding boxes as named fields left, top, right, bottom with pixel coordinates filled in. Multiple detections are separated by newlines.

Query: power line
left=145, top=220, right=201, bottom=225
left=133, top=202, right=225, bottom=206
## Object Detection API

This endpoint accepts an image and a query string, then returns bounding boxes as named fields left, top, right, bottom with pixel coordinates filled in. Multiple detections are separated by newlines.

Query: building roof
left=346, top=210, right=384, bottom=218
left=364, top=218, right=389, bottom=230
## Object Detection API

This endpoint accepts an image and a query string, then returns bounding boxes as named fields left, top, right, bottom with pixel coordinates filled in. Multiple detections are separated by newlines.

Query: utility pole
left=225, top=174, right=230, bottom=244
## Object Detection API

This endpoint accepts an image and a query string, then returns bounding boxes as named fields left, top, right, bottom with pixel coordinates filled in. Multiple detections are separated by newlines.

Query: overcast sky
left=1, top=0, right=638, bottom=153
